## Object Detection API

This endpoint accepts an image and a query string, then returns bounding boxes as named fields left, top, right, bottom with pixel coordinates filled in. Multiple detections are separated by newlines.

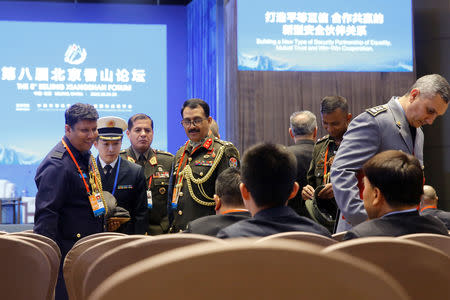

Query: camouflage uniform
left=120, top=147, right=174, bottom=235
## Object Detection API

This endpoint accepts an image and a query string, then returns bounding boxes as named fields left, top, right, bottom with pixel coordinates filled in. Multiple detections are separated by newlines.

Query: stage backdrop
left=0, top=2, right=187, bottom=198
left=225, top=0, right=416, bottom=151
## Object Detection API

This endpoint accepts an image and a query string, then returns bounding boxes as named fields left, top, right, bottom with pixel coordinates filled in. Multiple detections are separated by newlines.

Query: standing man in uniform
left=301, top=96, right=352, bottom=231
left=94, top=116, right=147, bottom=234
left=287, top=110, right=317, bottom=217
left=120, top=113, right=173, bottom=235
left=170, top=98, right=240, bottom=233
left=34, top=103, right=103, bottom=300
left=331, top=74, right=450, bottom=232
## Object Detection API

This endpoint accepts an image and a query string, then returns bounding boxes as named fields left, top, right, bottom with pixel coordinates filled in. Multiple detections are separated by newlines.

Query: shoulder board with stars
left=316, top=135, right=329, bottom=144
left=366, top=105, right=388, bottom=117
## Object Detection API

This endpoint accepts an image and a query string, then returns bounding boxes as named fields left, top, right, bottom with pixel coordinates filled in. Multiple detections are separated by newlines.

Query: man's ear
left=214, top=194, right=221, bottom=211
left=240, top=183, right=250, bottom=201
left=372, top=186, right=383, bottom=207
left=409, top=88, right=420, bottom=103
left=288, top=182, right=300, bottom=200
left=289, top=128, right=294, bottom=139
left=93, top=140, right=99, bottom=149
left=126, top=129, right=131, bottom=139
left=65, top=124, right=71, bottom=135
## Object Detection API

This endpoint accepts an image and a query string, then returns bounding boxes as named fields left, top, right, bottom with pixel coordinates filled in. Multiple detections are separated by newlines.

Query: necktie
left=104, top=164, right=112, bottom=180
left=137, top=155, right=146, bottom=167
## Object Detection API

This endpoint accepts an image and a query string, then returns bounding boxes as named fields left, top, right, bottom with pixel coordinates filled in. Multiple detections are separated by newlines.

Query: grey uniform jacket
left=330, top=97, right=424, bottom=232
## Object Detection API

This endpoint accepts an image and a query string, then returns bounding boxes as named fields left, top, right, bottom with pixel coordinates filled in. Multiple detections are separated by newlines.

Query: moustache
left=188, top=129, right=200, bottom=133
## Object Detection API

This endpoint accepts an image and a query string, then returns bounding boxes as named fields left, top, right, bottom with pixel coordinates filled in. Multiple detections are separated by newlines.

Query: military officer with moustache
left=120, top=113, right=174, bottom=235
left=95, top=116, right=148, bottom=234
left=301, top=96, right=352, bottom=232
left=169, top=98, right=240, bottom=233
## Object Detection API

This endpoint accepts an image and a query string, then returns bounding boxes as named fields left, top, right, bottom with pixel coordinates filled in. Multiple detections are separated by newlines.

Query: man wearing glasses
left=169, top=98, right=240, bottom=233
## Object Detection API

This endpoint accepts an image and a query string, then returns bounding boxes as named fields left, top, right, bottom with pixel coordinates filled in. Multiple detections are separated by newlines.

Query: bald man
left=420, top=185, right=450, bottom=229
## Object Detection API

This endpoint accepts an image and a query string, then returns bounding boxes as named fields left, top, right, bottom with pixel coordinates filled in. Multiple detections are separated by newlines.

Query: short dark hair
left=320, top=96, right=349, bottom=114
left=181, top=98, right=210, bottom=118
left=65, top=103, right=98, bottom=127
left=128, top=113, right=153, bottom=130
left=241, top=143, right=297, bottom=207
left=363, top=150, right=424, bottom=207
left=215, top=168, right=243, bottom=207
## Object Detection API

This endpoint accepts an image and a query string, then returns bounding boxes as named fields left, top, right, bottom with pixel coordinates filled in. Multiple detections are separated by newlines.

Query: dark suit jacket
left=343, top=210, right=449, bottom=240
left=421, top=208, right=450, bottom=230
left=184, top=210, right=251, bottom=236
left=216, top=206, right=331, bottom=238
left=287, top=140, right=314, bottom=217
left=98, top=157, right=148, bottom=234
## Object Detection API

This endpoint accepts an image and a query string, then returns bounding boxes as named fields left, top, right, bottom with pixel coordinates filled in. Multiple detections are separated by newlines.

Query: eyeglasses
left=181, top=118, right=207, bottom=128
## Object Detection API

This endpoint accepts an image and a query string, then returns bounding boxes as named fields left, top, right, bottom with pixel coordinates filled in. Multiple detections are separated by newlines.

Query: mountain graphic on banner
left=0, top=145, right=41, bottom=165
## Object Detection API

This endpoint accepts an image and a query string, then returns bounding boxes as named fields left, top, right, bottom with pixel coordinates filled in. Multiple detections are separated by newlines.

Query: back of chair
left=0, top=236, right=51, bottom=300
left=323, top=237, right=450, bottom=300
left=84, top=234, right=226, bottom=299
left=88, top=239, right=409, bottom=300
left=64, top=235, right=123, bottom=299
left=9, top=231, right=61, bottom=261
left=7, top=236, right=59, bottom=300
left=73, top=232, right=126, bottom=248
left=399, top=233, right=450, bottom=257
left=70, top=236, right=148, bottom=300
left=256, top=231, right=337, bottom=247
left=332, top=231, right=347, bottom=241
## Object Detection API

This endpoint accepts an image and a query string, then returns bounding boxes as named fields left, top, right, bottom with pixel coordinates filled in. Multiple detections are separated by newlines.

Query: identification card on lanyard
left=62, top=138, right=106, bottom=217
left=89, top=193, right=105, bottom=217
left=147, top=190, right=153, bottom=209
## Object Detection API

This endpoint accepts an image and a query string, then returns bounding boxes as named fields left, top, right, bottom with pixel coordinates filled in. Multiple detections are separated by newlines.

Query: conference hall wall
left=0, top=2, right=187, bottom=198
left=225, top=0, right=416, bottom=151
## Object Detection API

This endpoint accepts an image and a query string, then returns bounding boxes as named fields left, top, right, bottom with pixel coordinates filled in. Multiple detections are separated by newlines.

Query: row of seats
left=1, top=230, right=449, bottom=300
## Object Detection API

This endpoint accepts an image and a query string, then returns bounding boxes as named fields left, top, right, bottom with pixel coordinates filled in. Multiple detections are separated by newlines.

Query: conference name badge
left=147, top=190, right=153, bottom=209
left=89, top=193, right=105, bottom=217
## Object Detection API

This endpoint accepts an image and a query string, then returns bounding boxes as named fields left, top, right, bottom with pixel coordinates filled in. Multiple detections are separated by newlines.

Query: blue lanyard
left=111, top=156, right=121, bottom=196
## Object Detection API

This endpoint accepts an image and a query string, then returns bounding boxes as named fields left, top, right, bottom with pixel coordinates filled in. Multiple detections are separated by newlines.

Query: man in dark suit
left=287, top=110, right=317, bottom=217
left=420, top=185, right=450, bottom=229
left=95, top=116, right=148, bottom=235
left=185, top=168, right=250, bottom=236
left=34, top=103, right=103, bottom=300
left=217, top=143, right=331, bottom=239
left=343, top=150, right=448, bottom=240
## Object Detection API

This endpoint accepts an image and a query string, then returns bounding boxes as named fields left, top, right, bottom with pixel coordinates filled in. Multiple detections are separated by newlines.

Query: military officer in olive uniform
left=301, top=96, right=352, bottom=231
left=169, top=98, right=240, bottom=233
left=120, top=113, right=174, bottom=235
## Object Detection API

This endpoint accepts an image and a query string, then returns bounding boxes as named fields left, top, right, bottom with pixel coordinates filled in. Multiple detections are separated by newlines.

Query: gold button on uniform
left=188, top=157, right=192, bottom=162
left=179, top=192, right=183, bottom=197
left=76, top=233, right=81, bottom=238
left=200, top=172, right=204, bottom=176
left=178, top=210, right=183, bottom=216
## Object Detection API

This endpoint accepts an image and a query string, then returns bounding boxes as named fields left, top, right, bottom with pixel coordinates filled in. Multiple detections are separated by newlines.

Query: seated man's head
left=240, top=143, right=298, bottom=215
left=362, top=150, right=423, bottom=219
left=420, top=185, right=438, bottom=208
left=214, top=168, right=243, bottom=214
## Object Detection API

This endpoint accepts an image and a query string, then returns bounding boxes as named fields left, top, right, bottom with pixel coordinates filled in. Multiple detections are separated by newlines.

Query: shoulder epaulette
left=316, top=135, right=329, bottom=144
left=155, top=149, right=174, bottom=157
left=50, top=149, right=65, bottom=160
left=119, top=149, right=127, bottom=154
left=366, top=105, right=388, bottom=117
